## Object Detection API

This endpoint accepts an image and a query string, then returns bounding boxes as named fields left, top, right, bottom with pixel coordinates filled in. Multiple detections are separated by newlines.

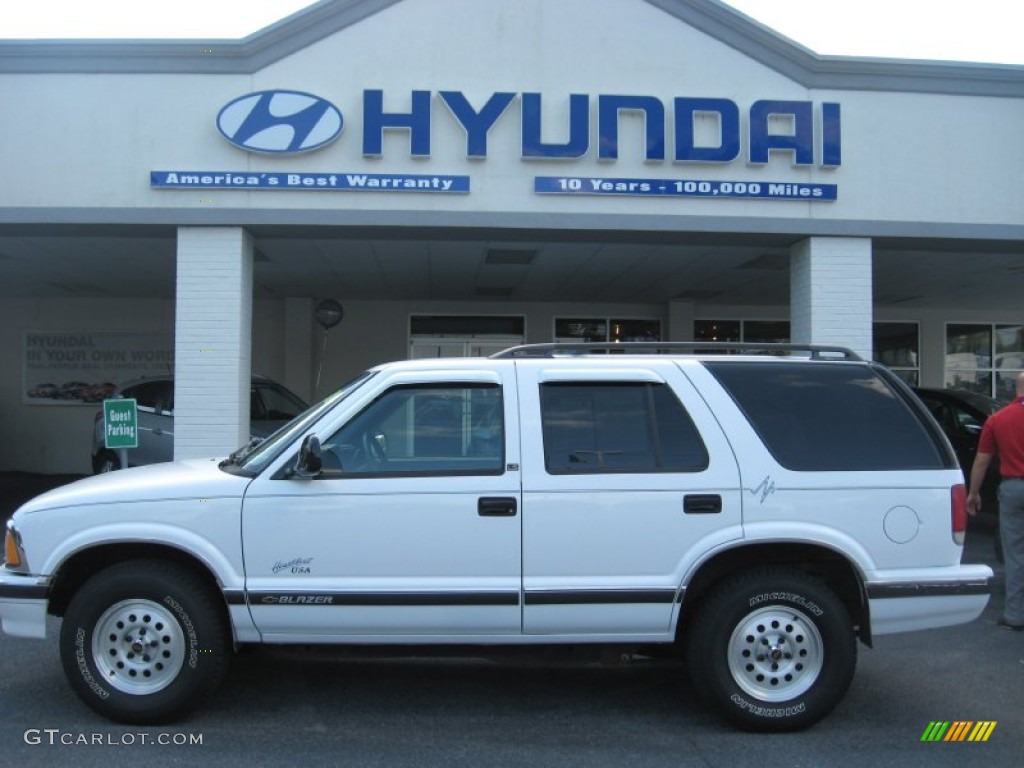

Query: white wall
left=0, top=0, right=1021, bottom=227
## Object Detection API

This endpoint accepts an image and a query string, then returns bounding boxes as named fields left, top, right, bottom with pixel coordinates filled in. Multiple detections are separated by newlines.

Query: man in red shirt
left=968, top=371, right=1024, bottom=631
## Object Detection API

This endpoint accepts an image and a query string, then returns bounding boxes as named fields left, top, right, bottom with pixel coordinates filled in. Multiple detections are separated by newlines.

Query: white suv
left=0, top=344, right=992, bottom=731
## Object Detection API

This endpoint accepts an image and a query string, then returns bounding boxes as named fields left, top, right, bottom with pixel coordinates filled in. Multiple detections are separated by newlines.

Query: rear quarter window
left=704, top=361, right=949, bottom=471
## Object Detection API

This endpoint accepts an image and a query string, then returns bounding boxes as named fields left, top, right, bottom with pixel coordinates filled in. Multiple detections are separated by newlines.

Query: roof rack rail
left=491, top=342, right=862, bottom=361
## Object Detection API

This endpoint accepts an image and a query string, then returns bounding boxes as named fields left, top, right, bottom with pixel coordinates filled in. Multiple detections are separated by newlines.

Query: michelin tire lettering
left=163, top=596, right=199, bottom=670
left=730, top=694, right=807, bottom=718
left=749, top=592, right=824, bottom=617
left=74, top=628, right=110, bottom=700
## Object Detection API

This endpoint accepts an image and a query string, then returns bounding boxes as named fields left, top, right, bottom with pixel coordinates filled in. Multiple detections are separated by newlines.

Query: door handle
left=478, top=497, right=517, bottom=517
left=684, top=494, right=722, bottom=514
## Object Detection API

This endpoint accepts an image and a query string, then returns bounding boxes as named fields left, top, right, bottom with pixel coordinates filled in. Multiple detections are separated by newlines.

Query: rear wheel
left=59, top=559, right=231, bottom=724
left=686, top=567, right=856, bottom=731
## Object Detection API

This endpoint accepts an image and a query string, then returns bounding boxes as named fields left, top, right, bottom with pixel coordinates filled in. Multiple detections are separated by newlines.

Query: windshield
left=952, top=390, right=1006, bottom=416
left=220, top=371, right=375, bottom=476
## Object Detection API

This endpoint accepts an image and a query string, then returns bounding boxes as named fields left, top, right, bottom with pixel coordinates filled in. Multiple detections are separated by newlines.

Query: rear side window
left=705, top=362, right=947, bottom=471
left=540, top=382, right=709, bottom=473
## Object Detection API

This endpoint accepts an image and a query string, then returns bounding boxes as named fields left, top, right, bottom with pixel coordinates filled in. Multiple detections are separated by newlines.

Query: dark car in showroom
left=91, top=375, right=308, bottom=473
left=914, top=387, right=1005, bottom=558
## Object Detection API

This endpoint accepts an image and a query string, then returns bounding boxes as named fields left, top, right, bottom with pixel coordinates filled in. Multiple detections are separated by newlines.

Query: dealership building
left=1, top=0, right=1023, bottom=475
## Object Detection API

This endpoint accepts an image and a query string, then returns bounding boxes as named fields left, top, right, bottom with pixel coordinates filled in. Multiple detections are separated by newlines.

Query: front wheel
left=59, top=559, right=231, bottom=724
left=686, top=567, right=856, bottom=731
left=92, top=449, right=120, bottom=474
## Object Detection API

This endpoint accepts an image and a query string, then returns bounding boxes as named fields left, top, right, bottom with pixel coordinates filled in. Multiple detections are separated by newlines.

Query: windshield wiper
left=220, top=437, right=265, bottom=467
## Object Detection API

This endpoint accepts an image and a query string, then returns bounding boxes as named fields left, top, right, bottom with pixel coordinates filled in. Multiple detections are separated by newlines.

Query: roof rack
left=491, top=342, right=862, bottom=361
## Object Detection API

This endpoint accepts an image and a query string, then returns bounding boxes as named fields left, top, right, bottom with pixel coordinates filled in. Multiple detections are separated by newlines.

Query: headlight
left=4, top=521, right=27, bottom=571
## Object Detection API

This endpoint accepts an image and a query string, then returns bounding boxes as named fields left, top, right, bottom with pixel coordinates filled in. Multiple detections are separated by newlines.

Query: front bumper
left=0, top=572, right=50, bottom=639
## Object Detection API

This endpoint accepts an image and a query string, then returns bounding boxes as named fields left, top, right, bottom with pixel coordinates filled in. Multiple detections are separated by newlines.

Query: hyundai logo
left=216, top=90, right=343, bottom=154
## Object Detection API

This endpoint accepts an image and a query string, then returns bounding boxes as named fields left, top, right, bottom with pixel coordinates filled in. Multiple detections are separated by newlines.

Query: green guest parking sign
left=103, top=398, right=138, bottom=450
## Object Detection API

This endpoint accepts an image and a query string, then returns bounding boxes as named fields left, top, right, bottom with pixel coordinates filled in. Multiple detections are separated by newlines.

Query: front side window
left=322, top=383, right=504, bottom=476
left=540, top=383, right=708, bottom=474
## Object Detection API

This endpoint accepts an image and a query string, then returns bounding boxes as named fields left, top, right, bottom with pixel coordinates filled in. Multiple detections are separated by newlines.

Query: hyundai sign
left=216, top=90, right=343, bottom=154
left=213, top=89, right=841, bottom=167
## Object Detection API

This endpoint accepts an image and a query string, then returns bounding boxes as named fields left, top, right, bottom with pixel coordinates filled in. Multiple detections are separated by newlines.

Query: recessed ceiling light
left=485, top=249, right=536, bottom=266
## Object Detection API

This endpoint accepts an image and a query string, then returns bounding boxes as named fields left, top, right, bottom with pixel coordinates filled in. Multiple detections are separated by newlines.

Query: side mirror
left=292, top=434, right=323, bottom=479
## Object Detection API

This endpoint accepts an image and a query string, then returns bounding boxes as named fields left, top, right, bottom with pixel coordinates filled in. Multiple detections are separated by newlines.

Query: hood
left=13, top=458, right=252, bottom=518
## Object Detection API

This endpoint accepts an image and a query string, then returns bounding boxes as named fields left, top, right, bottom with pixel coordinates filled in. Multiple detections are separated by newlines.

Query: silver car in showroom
left=91, top=375, right=308, bottom=472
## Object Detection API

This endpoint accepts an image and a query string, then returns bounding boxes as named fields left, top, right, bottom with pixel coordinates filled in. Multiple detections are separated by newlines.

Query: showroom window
left=409, top=315, right=525, bottom=358
left=693, top=320, right=790, bottom=343
left=873, top=322, right=919, bottom=386
left=554, top=318, right=661, bottom=343
left=946, top=324, right=1024, bottom=400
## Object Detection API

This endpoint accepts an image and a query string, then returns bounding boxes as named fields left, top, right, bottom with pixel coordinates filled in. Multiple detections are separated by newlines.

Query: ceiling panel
left=0, top=228, right=1021, bottom=312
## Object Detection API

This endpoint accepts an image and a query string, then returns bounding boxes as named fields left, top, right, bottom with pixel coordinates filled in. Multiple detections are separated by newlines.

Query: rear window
left=705, top=362, right=948, bottom=471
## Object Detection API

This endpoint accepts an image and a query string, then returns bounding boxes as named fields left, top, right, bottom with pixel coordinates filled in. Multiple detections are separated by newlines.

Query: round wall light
left=314, top=299, right=344, bottom=330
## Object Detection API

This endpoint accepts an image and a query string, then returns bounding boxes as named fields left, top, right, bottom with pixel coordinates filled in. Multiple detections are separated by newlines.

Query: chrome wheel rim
left=727, top=605, right=823, bottom=702
left=92, top=599, right=185, bottom=694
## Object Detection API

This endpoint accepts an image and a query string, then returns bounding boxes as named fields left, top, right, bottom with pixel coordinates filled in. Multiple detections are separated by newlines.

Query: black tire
left=93, top=450, right=120, bottom=474
left=59, top=559, right=231, bottom=724
left=686, top=567, right=856, bottom=732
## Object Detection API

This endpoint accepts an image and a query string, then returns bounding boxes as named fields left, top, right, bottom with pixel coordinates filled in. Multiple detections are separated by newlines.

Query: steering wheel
left=361, top=431, right=387, bottom=467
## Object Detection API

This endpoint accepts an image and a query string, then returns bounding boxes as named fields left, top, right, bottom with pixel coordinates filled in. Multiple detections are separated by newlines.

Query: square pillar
left=284, top=297, right=314, bottom=403
left=667, top=300, right=695, bottom=342
left=790, top=237, right=873, bottom=360
left=174, top=227, right=253, bottom=460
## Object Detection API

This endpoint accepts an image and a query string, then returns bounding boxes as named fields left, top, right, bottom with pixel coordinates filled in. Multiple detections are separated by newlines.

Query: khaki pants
left=997, top=478, right=1024, bottom=624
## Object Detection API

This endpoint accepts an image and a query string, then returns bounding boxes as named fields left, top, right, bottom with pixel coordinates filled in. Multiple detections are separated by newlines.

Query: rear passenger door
left=516, top=361, right=742, bottom=638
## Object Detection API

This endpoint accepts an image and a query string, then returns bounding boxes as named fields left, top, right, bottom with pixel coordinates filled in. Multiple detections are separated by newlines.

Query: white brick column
left=790, top=237, right=873, bottom=360
left=174, top=227, right=253, bottom=460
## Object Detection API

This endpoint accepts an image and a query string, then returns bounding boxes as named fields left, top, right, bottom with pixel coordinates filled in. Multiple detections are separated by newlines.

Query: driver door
left=241, top=368, right=522, bottom=640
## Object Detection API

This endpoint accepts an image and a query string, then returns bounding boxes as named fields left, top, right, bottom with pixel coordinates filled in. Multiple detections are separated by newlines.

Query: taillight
left=951, top=484, right=967, bottom=546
